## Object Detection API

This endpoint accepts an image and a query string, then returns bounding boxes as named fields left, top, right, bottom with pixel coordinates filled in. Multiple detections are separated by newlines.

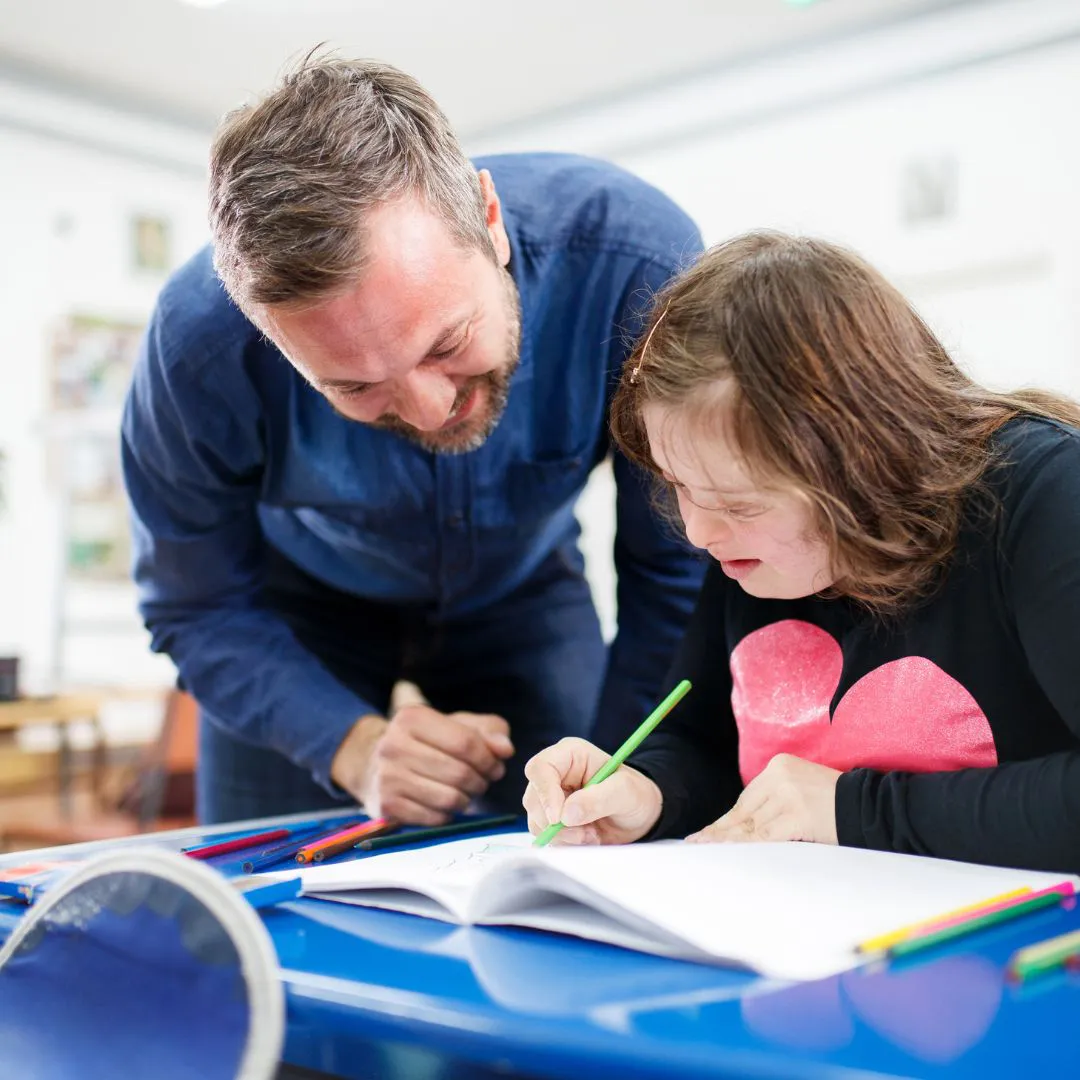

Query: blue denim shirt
left=122, top=153, right=706, bottom=789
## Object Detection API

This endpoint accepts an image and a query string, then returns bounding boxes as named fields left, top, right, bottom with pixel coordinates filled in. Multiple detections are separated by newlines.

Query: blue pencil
left=242, top=821, right=367, bottom=873
left=0, top=878, right=46, bottom=904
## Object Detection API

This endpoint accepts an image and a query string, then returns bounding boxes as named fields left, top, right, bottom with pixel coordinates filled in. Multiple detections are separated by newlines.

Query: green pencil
left=888, top=888, right=1069, bottom=960
left=354, top=813, right=523, bottom=852
left=533, top=678, right=692, bottom=848
left=1006, top=927, right=1080, bottom=982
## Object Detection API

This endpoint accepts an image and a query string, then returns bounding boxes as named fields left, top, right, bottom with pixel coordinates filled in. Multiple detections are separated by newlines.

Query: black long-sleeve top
left=632, top=417, right=1080, bottom=873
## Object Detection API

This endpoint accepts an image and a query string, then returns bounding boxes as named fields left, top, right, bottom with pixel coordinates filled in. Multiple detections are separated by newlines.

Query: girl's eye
left=668, top=477, right=764, bottom=518
left=724, top=505, right=765, bottom=521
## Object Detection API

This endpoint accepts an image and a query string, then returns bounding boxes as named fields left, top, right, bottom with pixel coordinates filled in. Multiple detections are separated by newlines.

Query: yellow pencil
left=856, top=886, right=1032, bottom=953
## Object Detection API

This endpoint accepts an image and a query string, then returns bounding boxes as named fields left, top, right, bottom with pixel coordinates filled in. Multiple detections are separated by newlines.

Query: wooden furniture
left=0, top=688, right=197, bottom=850
left=0, top=692, right=108, bottom=816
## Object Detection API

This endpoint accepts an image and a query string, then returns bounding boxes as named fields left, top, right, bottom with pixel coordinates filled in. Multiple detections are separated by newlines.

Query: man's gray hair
left=208, top=53, right=491, bottom=311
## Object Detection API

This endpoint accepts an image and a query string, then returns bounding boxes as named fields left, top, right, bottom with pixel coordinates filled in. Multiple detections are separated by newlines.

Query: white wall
left=542, top=4, right=1080, bottom=639
left=0, top=123, right=207, bottom=694
left=619, top=40, right=1080, bottom=398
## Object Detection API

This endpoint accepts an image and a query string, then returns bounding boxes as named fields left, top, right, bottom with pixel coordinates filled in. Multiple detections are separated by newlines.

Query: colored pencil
left=296, top=818, right=392, bottom=864
left=240, top=824, right=338, bottom=873
left=533, top=679, right=692, bottom=848
left=857, top=887, right=1032, bottom=953
left=0, top=861, right=71, bottom=904
left=1006, top=927, right=1080, bottom=982
left=888, top=882, right=1075, bottom=960
left=0, top=879, right=44, bottom=904
left=913, top=885, right=1070, bottom=937
left=182, top=827, right=291, bottom=860
left=355, top=813, right=522, bottom=851
left=311, top=821, right=394, bottom=863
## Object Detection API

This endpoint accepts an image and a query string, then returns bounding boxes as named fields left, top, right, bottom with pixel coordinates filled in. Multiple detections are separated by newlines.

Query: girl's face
left=643, top=401, right=837, bottom=600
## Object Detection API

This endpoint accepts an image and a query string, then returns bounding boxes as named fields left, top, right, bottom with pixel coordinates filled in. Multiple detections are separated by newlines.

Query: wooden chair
left=0, top=689, right=198, bottom=851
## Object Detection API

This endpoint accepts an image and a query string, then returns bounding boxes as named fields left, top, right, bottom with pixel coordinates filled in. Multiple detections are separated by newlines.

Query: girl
left=523, top=231, right=1080, bottom=872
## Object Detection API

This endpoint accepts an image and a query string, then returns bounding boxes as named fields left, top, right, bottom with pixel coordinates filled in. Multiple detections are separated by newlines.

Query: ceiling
left=0, top=0, right=974, bottom=138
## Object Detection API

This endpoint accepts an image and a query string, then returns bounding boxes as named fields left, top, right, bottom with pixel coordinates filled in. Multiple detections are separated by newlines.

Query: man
left=122, top=56, right=705, bottom=825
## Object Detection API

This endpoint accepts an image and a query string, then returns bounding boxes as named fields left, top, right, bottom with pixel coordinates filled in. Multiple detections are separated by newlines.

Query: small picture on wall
left=62, top=434, right=131, bottom=581
left=49, top=314, right=144, bottom=411
left=46, top=314, right=144, bottom=581
left=131, top=213, right=172, bottom=273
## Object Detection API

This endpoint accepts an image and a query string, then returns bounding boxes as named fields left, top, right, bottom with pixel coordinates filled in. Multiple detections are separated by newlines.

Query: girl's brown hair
left=611, top=231, right=1080, bottom=612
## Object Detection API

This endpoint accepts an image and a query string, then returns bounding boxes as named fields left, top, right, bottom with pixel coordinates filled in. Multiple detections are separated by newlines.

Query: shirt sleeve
left=590, top=251, right=708, bottom=753
left=626, top=563, right=745, bottom=838
left=836, top=430, right=1080, bottom=873
left=122, top=304, right=374, bottom=792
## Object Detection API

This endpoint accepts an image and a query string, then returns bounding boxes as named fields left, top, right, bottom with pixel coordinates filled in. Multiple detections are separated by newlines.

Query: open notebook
left=293, top=833, right=1077, bottom=981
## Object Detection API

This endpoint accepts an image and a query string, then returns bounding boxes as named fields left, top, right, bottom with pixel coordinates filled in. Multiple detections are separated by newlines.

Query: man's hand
left=686, top=754, right=840, bottom=845
left=330, top=705, right=514, bottom=825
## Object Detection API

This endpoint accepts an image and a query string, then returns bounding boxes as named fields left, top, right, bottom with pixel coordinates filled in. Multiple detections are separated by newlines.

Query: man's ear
left=477, top=169, right=510, bottom=266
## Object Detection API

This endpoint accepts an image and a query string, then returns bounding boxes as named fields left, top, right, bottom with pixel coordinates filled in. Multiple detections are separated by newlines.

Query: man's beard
left=371, top=266, right=522, bottom=455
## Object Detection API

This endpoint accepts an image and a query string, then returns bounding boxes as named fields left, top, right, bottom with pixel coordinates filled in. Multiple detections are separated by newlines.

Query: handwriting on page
left=414, top=834, right=534, bottom=891
left=431, top=842, right=524, bottom=874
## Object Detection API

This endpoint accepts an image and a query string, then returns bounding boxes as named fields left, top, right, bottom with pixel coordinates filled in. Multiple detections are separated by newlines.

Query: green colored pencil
left=533, top=679, right=692, bottom=848
left=354, top=813, right=522, bottom=852
left=888, top=888, right=1069, bottom=960
left=1006, top=927, right=1080, bottom=982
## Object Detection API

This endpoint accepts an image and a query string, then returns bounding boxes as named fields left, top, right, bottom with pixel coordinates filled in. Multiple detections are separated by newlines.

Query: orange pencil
left=295, top=818, right=393, bottom=864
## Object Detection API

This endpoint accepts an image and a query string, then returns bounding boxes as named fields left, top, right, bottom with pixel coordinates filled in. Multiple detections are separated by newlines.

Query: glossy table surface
left=3, top=813, right=1078, bottom=1079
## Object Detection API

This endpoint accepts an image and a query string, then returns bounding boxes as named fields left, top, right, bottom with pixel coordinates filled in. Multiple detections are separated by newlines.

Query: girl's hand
left=687, top=754, right=840, bottom=845
left=522, top=737, right=663, bottom=845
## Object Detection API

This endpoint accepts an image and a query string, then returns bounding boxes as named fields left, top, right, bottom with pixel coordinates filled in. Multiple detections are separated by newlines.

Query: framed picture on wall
left=46, top=314, right=144, bottom=581
left=131, top=213, right=172, bottom=273
left=48, top=313, right=144, bottom=412
left=64, top=438, right=131, bottom=580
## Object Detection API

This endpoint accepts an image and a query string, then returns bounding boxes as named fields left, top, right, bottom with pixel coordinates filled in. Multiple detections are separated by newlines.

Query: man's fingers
left=380, top=773, right=473, bottom=822
left=382, top=734, right=494, bottom=797
left=455, top=713, right=515, bottom=758
left=400, top=711, right=506, bottom=779
left=389, top=680, right=429, bottom=715
left=379, top=794, right=453, bottom=828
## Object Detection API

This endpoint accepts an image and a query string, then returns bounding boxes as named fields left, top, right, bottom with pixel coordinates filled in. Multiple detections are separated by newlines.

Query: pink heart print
left=730, top=620, right=998, bottom=783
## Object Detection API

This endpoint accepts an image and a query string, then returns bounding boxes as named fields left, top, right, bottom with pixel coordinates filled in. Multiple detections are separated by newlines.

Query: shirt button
left=446, top=512, right=465, bottom=529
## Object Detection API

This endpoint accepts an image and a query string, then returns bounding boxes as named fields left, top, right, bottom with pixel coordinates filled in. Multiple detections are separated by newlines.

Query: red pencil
left=182, top=828, right=291, bottom=860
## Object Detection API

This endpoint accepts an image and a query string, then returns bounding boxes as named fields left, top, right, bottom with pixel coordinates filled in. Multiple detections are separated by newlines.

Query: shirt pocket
left=491, top=452, right=591, bottom=531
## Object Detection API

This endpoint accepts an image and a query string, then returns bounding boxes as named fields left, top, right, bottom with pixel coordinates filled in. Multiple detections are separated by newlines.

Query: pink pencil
left=916, top=881, right=1075, bottom=937
left=182, top=827, right=291, bottom=860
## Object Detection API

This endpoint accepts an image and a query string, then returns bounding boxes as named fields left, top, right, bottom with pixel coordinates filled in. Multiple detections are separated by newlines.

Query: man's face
left=259, top=181, right=521, bottom=454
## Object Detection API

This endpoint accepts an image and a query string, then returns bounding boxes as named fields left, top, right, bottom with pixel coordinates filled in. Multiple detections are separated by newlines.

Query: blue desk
left=3, top=815, right=1078, bottom=1079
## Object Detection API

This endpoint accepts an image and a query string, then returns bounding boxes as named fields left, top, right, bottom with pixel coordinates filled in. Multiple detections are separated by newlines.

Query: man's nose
left=392, top=369, right=457, bottom=431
